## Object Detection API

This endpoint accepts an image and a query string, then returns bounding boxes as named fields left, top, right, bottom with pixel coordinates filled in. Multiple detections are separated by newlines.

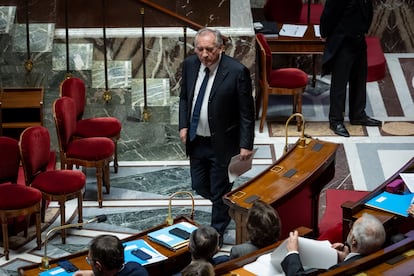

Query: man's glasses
left=85, top=256, right=94, bottom=265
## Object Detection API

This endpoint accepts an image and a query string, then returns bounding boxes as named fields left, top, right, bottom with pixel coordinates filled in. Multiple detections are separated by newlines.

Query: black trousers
left=329, top=35, right=368, bottom=124
left=189, top=136, right=232, bottom=236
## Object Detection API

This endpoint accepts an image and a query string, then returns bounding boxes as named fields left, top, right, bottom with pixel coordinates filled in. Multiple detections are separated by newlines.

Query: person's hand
left=239, top=148, right=253, bottom=161
left=179, top=128, right=188, bottom=144
left=332, top=242, right=350, bottom=262
left=286, top=230, right=299, bottom=252
left=73, top=270, right=94, bottom=276
left=408, top=204, right=414, bottom=217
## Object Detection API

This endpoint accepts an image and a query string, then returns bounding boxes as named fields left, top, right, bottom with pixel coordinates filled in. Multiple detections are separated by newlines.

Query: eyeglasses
left=85, top=256, right=94, bottom=265
left=195, top=46, right=218, bottom=53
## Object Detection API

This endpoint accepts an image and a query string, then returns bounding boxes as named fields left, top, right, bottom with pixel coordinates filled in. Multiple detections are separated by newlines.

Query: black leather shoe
left=350, top=117, right=381, bottom=126
left=330, top=123, right=350, bottom=137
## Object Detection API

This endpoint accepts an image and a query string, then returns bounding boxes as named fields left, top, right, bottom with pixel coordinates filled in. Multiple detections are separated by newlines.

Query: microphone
left=166, top=191, right=195, bottom=226
left=40, top=215, right=108, bottom=270
left=284, top=113, right=307, bottom=154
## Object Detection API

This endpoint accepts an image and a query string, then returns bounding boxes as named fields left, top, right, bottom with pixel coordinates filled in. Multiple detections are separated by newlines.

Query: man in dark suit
left=281, top=213, right=386, bottom=275
left=179, top=28, right=255, bottom=245
left=320, top=0, right=381, bottom=137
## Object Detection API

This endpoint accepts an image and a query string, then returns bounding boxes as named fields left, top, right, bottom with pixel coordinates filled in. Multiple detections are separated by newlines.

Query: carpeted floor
left=268, top=121, right=367, bottom=137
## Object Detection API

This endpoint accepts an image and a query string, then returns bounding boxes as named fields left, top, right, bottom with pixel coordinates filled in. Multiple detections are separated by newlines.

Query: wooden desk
left=18, top=216, right=194, bottom=276
left=341, top=157, right=414, bottom=241
left=0, top=87, right=44, bottom=139
left=266, top=24, right=325, bottom=86
left=224, top=138, right=338, bottom=244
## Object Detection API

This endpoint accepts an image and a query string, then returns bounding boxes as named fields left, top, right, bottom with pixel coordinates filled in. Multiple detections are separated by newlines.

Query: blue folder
left=147, top=222, right=197, bottom=251
left=365, top=191, right=414, bottom=217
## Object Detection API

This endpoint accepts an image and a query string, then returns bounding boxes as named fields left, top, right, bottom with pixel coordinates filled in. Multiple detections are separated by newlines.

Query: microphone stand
left=166, top=191, right=195, bottom=226
left=284, top=113, right=307, bottom=154
left=40, top=215, right=107, bottom=270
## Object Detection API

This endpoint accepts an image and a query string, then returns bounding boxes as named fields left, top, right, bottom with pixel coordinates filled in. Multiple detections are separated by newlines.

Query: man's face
left=195, top=32, right=222, bottom=67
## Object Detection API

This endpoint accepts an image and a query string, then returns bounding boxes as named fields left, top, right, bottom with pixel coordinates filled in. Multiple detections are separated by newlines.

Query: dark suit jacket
left=178, top=54, right=255, bottom=165
left=281, top=252, right=363, bottom=276
left=319, top=0, right=373, bottom=74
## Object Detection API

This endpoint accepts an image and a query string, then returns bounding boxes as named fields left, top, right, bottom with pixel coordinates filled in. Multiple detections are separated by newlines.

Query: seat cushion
left=269, top=68, right=308, bottom=88
left=31, top=170, right=86, bottom=195
left=76, top=117, right=122, bottom=138
left=0, top=184, right=42, bottom=210
left=66, top=137, right=115, bottom=161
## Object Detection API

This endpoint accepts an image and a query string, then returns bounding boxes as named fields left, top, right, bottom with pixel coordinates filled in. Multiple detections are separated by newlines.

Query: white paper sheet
left=400, top=173, right=414, bottom=192
left=228, top=148, right=258, bottom=182
left=270, top=237, right=338, bottom=271
left=279, top=24, right=308, bottom=37
left=314, top=25, right=321, bottom=37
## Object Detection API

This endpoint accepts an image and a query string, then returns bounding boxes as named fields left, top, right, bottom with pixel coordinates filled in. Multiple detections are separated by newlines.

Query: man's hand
left=408, top=204, right=414, bottom=217
left=332, top=242, right=350, bottom=262
left=73, top=270, right=94, bottom=276
left=286, top=230, right=299, bottom=252
left=239, top=148, right=253, bottom=161
left=179, top=128, right=188, bottom=144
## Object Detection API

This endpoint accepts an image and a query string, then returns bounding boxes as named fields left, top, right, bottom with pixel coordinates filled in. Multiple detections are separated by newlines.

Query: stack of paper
left=147, top=222, right=197, bottom=251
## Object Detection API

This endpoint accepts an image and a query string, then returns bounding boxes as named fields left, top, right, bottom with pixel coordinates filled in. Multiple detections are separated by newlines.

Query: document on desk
left=243, top=253, right=284, bottom=275
left=400, top=173, right=414, bottom=192
left=279, top=24, right=308, bottom=37
left=124, top=239, right=167, bottom=266
left=228, top=148, right=258, bottom=183
left=314, top=25, right=321, bottom=37
left=270, top=237, right=337, bottom=272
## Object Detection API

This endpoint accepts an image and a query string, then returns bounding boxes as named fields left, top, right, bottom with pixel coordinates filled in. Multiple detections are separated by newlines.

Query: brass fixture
left=166, top=191, right=195, bottom=226
left=284, top=113, right=307, bottom=154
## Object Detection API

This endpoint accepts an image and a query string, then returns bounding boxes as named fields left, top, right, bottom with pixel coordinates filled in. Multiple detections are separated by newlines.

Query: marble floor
left=1, top=53, right=414, bottom=275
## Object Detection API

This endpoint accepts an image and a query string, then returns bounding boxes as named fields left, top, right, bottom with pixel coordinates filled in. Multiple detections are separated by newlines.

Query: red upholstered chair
left=60, top=77, right=122, bottom=173
left=0, top=136, right=42, bottom=260
left=366, top=36, right=386, bottom=82
left=19, top=126, right=86, bottom=244
left=299, top=1, right=324, bottom=25
left=53, top=96, right=115, bottom=208
left=256, top=33, right=308, bottom=132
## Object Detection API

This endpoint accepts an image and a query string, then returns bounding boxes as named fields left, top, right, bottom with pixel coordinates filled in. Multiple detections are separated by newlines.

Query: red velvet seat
left=256, top=33, right=308, bottom=132
left=53, top=96, right=115, bottom=208
left=299, top=2, right=324, bottom=25
left=60, top=77, right=122, bottom=173
left=0, top=136, right=42, bottom=260
left=19, top=126, right=86, bottom=244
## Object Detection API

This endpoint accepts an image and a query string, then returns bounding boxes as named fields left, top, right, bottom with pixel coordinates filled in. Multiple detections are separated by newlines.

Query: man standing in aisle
left=320, top=0, right=382, bottom=137
left=179, top=28, right=255, bottom=245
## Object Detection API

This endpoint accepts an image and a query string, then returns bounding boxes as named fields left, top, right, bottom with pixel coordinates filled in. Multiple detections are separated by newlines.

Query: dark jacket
left=179, top=54, right=255, bottom=166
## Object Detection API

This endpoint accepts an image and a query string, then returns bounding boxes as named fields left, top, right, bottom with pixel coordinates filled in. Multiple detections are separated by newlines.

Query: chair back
left=53, top=96, right=78, bottom=153
left=60, top=77, right=86, bottom=120
left=19, top=126, right=51, bottom=185
left=255, top=33, right=272, bottom=86
left=0, top=136, right=20, bottom=184
left=264, top=0, right=302, bottom=23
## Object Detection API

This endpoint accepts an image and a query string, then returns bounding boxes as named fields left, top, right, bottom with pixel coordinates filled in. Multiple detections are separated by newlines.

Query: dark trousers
left=329, top=36, right=368, bottom=124
left=189, top=136, right=232, bottom=236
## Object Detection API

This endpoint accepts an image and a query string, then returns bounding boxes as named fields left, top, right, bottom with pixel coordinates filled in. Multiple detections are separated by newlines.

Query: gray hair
left=194, top=28, right=223, bottom=48
left=351, top=213, right=386, bottom=255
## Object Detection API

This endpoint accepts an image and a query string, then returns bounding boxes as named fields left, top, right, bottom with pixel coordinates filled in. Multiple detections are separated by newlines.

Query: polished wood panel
left=266, top=24, right=324, bottom=54
left=18, top=216, right=194, bottom=276
left=341, top=157, right=414, bottom=242
left=224, top=138, right=338, bottom=243
left=0, top=88, right=44, bottom=139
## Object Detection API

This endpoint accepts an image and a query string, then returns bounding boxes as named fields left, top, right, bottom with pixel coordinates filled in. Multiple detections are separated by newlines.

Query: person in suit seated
left=74, top=235, right=149, bottom=276
left=188, top=225, right=229, bottom=265
left=230, top=200, right=281, bottom=259
left=181, top=259, right=214, bottom=276
left=281, top=213, right=386, bottom=275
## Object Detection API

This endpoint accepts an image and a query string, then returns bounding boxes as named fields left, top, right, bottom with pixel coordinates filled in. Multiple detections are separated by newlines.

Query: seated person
left=181, top=259, right=214, bottom=276
left=281, top=213, right=386, bottom=275
left=230, top=199, right=281, bottom=259
left=188, top=225, right=229, bottom=265
left=74, top=235, right=149, bottom=276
